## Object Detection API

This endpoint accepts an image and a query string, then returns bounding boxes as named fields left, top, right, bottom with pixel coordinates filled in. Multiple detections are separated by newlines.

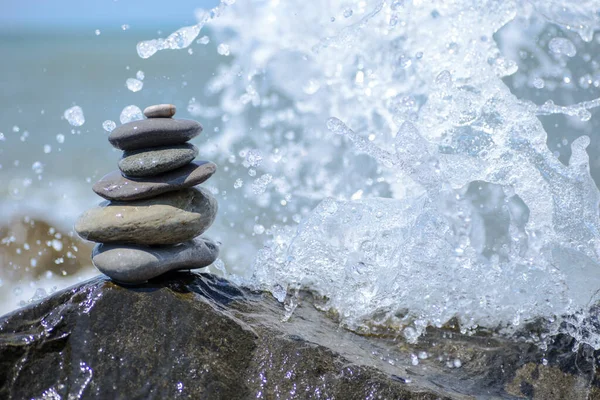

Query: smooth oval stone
left=108, top=119, right=202, bottom=150
left=92, top=237, right=219, bottom=284
left=119, top=143, right=199, bottom=177
left=144, top=104, right=176, bottom=118
left=93, top=161, right=216, bottom=201
left=75, top=187, right=218, bottom=245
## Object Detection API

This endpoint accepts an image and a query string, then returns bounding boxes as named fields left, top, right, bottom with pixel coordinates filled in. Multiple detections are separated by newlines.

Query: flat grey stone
left=92, top=237, right=219, bottom=284
left=75, top=187, right=218, bottom=245
left=119, top=143, right=199, bottom=177
left=109, top=118, right=202, bottom=150
left=144, top=104, right=176, bottom=118
left=93, top=161, right=216, bottom=201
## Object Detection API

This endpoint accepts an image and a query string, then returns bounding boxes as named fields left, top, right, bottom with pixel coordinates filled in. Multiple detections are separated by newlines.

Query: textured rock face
left=75, top=188, right=218, bottom=245
left=1, top=273, right=599, bottom=400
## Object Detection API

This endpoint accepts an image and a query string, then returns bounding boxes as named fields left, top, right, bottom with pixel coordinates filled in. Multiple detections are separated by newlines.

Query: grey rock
left=75, top=187, right=218, bottom=245
left=119, top=143, right=199, bottom=177
left=93, top=161, right=216, bottom=201
left=144, top=104, right=176, bottom=118
left=108, top=118, right=202, bottom=150
left=1, top=274, right=597, bottom=400
left=92, top=237, right=219, bottom=284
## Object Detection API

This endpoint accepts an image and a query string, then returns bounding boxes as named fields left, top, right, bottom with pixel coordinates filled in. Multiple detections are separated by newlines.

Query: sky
left=0, top=0, right=220, bottom=30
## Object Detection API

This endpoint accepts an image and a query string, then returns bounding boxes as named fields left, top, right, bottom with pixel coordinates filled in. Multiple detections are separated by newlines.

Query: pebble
left=144, top=104, right=176, bottom=118
left=92, top=237, right=219, bottom=284
left=108, top=119, right=202, bottom=150
left=75, top=188, right=218, bottom=245
left=93, top=161, right=216, bottom=201
left=119, top=143, right=199, bottom=177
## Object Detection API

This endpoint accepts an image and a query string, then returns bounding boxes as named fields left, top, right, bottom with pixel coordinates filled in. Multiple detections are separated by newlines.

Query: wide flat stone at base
left=75, top=187, right=218, bottom=245
left=93, top=161, right=216, bottom=201
left=144, top=104, right=176, bottom=118
left=109, top=118, right=202, bottom=150
left=119, top=143, right=199, bottom=177
left=92, top=237, right=219, bottom=284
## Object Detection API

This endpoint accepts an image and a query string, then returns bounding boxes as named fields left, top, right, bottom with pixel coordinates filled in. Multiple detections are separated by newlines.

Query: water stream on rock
left=3, top=0, right=600, bottom=350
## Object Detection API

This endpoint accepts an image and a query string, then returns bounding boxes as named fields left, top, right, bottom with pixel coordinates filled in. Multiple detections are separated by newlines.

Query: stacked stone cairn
left=75, top=104, right=219, bottom=284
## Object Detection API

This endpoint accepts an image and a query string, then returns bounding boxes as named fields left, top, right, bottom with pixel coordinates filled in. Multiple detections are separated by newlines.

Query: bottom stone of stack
left=92, top=237, right=219, bottom=284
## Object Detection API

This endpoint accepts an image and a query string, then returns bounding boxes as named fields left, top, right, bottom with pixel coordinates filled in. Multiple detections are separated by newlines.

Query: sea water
left=3, top=0, right=600, bottom=349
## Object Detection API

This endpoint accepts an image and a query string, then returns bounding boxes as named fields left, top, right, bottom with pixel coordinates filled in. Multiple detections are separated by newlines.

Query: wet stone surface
left=1, top=273, right=600, bottom=399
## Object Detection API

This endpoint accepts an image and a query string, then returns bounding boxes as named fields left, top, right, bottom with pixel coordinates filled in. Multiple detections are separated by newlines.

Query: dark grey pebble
left=109, top=118, right=202, bottom=150
left=92, top=237, right=220, bottom=284
left=93, top=161, right=216, bottom=201
left=119, top=143, right=199, bottom=177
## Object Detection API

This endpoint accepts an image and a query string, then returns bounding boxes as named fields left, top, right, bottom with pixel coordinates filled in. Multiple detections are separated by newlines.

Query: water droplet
left=103, top=120, right=117, bottom=132
left=217, top=43, right=230, bottom=56
left=64, top=106, right=85, bottom=127
left=126, top=78, right=143, bottom=92
left=120, top=106, right=143, bottom=124
left=32, top=161, right=44, bottom=174
left=549, top=37, right=577, bottom=57
left=246, top=149, right=263, bottom=167
left=532, top=77, right=545, bottom=89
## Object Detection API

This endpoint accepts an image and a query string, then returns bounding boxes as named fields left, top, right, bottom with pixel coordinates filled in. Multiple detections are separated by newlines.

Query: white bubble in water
left=121, top=24, right=130, bottom=31
left=198, top=36, right=210, bottom=45
left=343, top=9, right=353, bottom=18
left=64, top=106, right=85, bottom=127
left=217, top=44, right=230, bottom=56
left=32, top=161, right=44, bottom=174
left=126, top=78, right=144, bottom=92
left=95, top=29, right=101, bottom=36
left=549, top=37, right=576, bottom=57
left=533, top=77, right=545, bottom=89
left=102, top=120, right=117, bottom=132
left=43, top=144, right=52, bottom=154
left=136, top=70, right=145, bottom=80
left=56, top=134, right=65, bottom=143
left=0, top=132, right=4, bottom=141
left=120, top=106, right=143, bottom=124
left=234, top=178, right=243, bottom=189
left=253, top=224, right=265, bottom=235
left=252, top=174, right=272, bottom=194
left=246, top=149, right=263, bottom=167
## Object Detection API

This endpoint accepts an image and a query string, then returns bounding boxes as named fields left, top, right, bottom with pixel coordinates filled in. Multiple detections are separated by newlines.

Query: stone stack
left=75, top=104, right=219, bottom=284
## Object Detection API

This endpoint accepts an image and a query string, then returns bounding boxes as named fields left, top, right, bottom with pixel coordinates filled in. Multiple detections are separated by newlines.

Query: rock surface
left=75, top=188, right=218, bottom=245
left=119, top=143, right=199, bottom=177
left=1, top=273, right=599, bottom=400
left=92, top=237, right=219, bottom=283
left=144, top=103, right=176, bottom=118
left=92, top=161, right=216, bottom=201
left=108, top=119, right=202, bottom=150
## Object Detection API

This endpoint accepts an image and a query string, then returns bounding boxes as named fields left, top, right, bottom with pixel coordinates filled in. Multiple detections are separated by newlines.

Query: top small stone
left=144, top=104, right=176, bottom=118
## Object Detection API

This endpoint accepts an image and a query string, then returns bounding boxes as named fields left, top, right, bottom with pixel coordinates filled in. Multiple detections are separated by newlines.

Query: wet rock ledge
left=0, top=273, right=599, bottom=400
